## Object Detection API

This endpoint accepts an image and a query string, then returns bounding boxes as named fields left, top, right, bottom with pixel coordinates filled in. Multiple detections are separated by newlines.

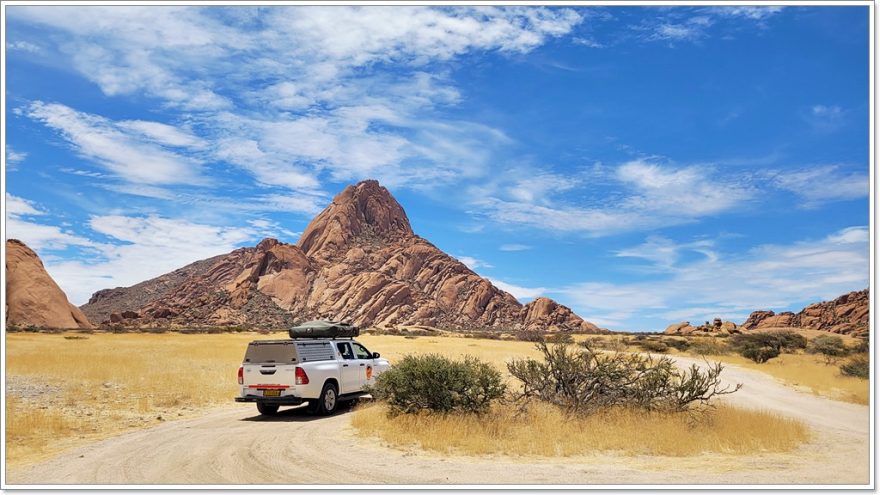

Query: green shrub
left=840, top=355, right=869, bottom=379
left=663, top=338, right=691, bottom=352
left=637, top=339, right=669, bottom=353
left=507, top=342, right=740, bottom=415
left=807, top=335, right=849, bottom=361
left=582, top=336, right=627, bottom=352
left=729, top=331, right=806, bottom=363
left=371, top=354, right=506, bottom=415
left=515, top=328, right=546, bottom=342
left=850, top=338, right=869, bottom=354
left=546, top=333, right=574, bottom=344
left=740, top=345, right=780, bottom=364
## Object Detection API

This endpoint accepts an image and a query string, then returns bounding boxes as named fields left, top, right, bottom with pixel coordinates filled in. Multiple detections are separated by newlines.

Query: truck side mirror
left=372, top=352, right=380, bottom=359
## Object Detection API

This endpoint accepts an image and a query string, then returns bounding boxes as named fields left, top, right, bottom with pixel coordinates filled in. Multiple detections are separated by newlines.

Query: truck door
left=351, top=342, right=376, bottom=389
left=336, top=342, right=360, bottom=394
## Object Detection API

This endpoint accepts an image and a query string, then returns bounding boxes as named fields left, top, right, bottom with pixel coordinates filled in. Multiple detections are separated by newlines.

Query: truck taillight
left=295, top=366, right=309, bottom=385
left=237, top=366, right=244, bottom=385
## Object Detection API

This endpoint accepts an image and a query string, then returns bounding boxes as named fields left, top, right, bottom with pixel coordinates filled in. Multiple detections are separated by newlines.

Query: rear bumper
left=235, top=394, right=305, bottom=405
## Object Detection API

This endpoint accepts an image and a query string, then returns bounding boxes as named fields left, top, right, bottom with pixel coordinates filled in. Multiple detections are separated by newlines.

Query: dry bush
left=636, top=339, right=669, bottom=353
left=582, top=336, right=628, bottom=352
left=663, top=338, right=691, bottom=352
left=729, top=331, right=807, bottom=363
left=689, top=338, right=731, bottom=356
left=507, top=342, right=740, bottom=415
left=546, top=332, right=574, bottom=344
left=515, top=328, right=545, bottom=342
left=371, top=354, right=506, bottom=415
left=351, top=401, right=809, bottom=457
left=807, top=335, right=850, bottom=363
left=840, top=355, right=869, bottom=379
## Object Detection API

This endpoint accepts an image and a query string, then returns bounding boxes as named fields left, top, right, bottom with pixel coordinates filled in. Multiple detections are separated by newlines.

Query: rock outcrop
left=6, top=239, right=92, bottom=329
left=741, top=289, right=869, bottom=337
left=81, top=180, right=605, bottom=333
left=663, top=318, right=738, bottom=335
left=522, top=297, right=601, bottom=333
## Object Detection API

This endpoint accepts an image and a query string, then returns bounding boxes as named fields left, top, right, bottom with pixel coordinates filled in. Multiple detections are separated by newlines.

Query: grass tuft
left=352, top=402, right=809, bottom=457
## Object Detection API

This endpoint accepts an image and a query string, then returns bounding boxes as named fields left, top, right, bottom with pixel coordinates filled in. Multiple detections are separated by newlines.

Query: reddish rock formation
left=522, top=297, right=601, bottom=333
left=740, top=289, right=869, bottom=337
left=663, top=319, right=738, bottom=335
left=6, top=239, right=92, bottom=329
left=80, top=180, right=604, bottom=333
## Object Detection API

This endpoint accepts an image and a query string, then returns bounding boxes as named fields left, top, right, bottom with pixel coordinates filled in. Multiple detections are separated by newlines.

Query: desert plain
left=4, top=329, right=870, bottom=485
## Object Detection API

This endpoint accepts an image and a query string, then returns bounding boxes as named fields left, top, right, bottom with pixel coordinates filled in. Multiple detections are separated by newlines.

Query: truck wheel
left=256, top=402, right=279, bottom=415
left=316, top=382, right=338, bottom=415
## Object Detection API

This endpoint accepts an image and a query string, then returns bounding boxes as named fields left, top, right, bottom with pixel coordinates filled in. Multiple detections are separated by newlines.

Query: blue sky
left=4, top=5, right=870, bottom=331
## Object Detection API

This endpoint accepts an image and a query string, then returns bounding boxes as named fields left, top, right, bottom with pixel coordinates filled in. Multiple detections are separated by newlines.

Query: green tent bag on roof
left=289, top=320, right=359, bottom=339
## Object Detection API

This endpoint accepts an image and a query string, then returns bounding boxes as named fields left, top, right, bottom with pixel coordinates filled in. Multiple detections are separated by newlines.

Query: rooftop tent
left=289, top=320, right=359, bottom=339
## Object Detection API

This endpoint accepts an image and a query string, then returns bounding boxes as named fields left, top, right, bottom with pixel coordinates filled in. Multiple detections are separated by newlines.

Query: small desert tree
left=507, top=342, right=740, bottom=415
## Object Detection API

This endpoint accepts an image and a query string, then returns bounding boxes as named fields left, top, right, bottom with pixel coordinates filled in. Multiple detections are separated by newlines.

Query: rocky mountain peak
left=297, top=180, right=413, bottom=258
left=6, top=239, right=92, bottom=329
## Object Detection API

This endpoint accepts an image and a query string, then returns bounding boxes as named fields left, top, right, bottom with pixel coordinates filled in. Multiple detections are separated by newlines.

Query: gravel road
left=6, top=358, right=870, bottom=486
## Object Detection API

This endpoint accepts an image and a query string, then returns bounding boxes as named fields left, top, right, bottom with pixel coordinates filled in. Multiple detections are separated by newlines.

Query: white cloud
left=715, top=6, right=784, bottom=21
left=473, top=160, right=753, bottom=236
left=499, top=243, right=532, bottom=251
left=7, top=40, right=41, bottom=53
left=117, top=120, right=206, bottom=149
left=45, top=214, right=260, bottom=304
left=456, top=255, right=493, bottom=271
left=773, top=165, right=867, bottom=207
left=6, top=193, right=43, bottom=216
left=5, top=195, right=96, bottom=251
left=806, top=104, right=845, bottom=131
left=488, top=278, right=546, bottom=301
left=561, top=226, right=869, bottom=331
left=632, top=7, right=783, bottom=45
left=616, top=235, right=716, bottom=269
left=11, top=6, right=579, bottom=195
left=6, top=146, right=28, bottom=169
left=25, top=101, right=206, bottom=186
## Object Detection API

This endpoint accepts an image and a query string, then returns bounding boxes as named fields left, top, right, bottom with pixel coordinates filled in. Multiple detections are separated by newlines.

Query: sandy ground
left=6, top=357, right=870, bottom=486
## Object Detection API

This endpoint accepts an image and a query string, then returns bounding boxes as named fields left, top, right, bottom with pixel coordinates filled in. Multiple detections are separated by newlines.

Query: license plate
left=262, top=389, right=281, bottom=397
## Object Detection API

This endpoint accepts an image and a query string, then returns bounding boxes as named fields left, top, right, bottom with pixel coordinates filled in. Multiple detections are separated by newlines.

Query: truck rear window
left=244, top=341, right=297, bottom=363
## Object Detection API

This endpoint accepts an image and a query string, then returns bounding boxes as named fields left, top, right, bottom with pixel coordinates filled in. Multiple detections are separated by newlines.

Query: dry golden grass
left=696, top=352, right=869, bottom=405
left=352, top=402, right=810, bottom=457
left=572, top=332, right=870, bottom=405
left=4, top=330, right=854, bottom=466
left=5, top=331, right=284, bottom=466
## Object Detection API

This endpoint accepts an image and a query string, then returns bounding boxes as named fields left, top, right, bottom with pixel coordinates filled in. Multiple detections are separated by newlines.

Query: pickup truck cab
left=235, top=337, right=390, bottom=415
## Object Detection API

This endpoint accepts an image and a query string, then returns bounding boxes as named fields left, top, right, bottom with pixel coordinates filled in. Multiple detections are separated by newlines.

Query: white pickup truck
left=235, top=337, right=391, bottom=415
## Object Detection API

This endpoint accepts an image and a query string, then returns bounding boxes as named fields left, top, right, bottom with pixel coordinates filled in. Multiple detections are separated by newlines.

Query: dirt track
left=6, top=357, right=870, bottom=486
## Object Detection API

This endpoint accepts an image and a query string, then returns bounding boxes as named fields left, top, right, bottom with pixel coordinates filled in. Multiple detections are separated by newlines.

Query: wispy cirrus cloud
left=559, top=226, right=869, bottom=330
left=15, top=6, right=582, bottom=197
left=25, top=101, right=207, bottom=186
left=772, top=165, right=867, bottom=207
left=805, top=104, right=846, bottom=132
left=471, top=160, right=754, bottom=236
left=629, top=6, right=783, bottom=45
left=5, top=145, right=28, bottom=170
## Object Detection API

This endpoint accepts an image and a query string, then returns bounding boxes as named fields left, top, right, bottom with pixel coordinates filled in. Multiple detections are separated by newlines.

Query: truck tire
left=256, top=402, right=279, bottom=415
left=315, top=382, right=338, bottom=415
